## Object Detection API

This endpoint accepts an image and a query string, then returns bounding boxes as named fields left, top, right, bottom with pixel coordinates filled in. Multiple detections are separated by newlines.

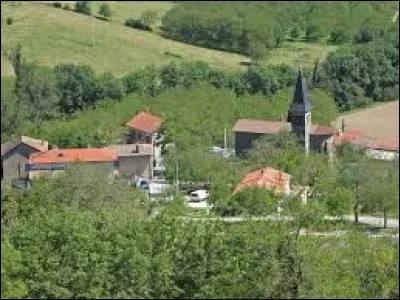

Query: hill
left=1, top=1, right=250, bottom=77
left=1, top=1, right=340, bottom=78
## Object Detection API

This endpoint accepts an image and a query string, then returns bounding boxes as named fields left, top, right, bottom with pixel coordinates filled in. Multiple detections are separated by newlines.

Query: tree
left=98, top=3, right=111, bottom=19
left=290, top=26, right=301, bottom=39
left=75, top=1, right=91, bottom=15
left=1, top=236, right=27, bottom=299
left=329, top=27, right=349, bottom=45
left=248, top=40, right=267, bottom=63
left=305, top=24, right=323, bottom=42
left=140, top=10, right=158, bottom=27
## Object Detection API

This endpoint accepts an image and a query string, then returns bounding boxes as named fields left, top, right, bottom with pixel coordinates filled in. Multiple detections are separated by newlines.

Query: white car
left=189, top=189, right=209, bottom=202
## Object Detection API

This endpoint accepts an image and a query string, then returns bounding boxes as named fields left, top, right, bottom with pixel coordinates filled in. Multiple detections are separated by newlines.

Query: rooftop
left=1, top=136, right=49, bottom=157
left=310, top=124, right=335, bottom=136
left=333, top=130, right=399, bottom=152
left=233, top=119, right=290, bottom=134
left=126, top=110, right=163, bottom=134
left=29, top=148, right=117, bottom=164
left=234, top=167, right=291, bottom=194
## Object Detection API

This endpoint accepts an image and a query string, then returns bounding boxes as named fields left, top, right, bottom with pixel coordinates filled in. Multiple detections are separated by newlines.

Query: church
left=233, top=69, right=335, bottom=156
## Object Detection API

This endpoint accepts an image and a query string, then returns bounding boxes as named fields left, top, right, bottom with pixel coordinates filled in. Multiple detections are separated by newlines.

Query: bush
left=124, top=18, right=152, bottom=32
left=305, top=24, right=323, bottom=42
left=63, top=3, right=70, bottom=10
left=52, top=2, right=62, bottom=8
left=75, top=1, right=91, bottom=16
left=329, top=28, right=349, bottom=45
left=354, top=28, right=374, bottom=44
left=290, top=26, right=301, bottom=39
left=98, top=3, right=112, bottom=19
left=6, top=17, right=13, bottom=25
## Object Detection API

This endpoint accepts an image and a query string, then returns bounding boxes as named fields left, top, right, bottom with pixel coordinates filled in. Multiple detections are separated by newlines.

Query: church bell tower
left=287, top=69, right=312, bottom=154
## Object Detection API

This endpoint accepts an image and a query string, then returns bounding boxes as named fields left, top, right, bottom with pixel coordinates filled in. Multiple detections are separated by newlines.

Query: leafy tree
left=305, top=24, right=323, bottom=42
left=98, top=3, right=112, bottom=19
left=140, top=10, right=158, bottom=27
left=290, top=26, right=301, bottom=39
left=248, top=40, right=267, bottom=63
left=74, top=1, right=91, bottom=15
left=1, top=235, right=27, bottom=299
left=329, top=27, right=349, bottom=44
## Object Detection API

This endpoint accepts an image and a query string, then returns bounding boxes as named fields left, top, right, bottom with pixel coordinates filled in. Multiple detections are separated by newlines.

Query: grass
left=1, top=1, right=250, bottom=76
left=1, top=1, right=338, bottom=77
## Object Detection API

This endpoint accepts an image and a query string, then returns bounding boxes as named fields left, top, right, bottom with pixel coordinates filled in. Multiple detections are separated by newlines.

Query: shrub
left=52, top=2, right=62, bottom=8
left=354, top=28, right=374, bottom=44
left=75, top=1, right=91, bottom=16
left=124, top=18, right=152, bottom=32
left=98, top=3, right=112, bottom=19
left=329, top=28, right=349, bottom=45
left=290, top=26, right=301, bottom=39
left=63, top=4, right=71, bottom=10
left=6, top=17, right=13, bottom=25
left=305, top=24, right=323, bottom=42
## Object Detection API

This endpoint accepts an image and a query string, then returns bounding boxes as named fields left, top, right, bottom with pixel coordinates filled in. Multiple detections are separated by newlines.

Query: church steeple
left=288, top=68, right=312, bottom=118
left=288, top=68, right=312, bottom=155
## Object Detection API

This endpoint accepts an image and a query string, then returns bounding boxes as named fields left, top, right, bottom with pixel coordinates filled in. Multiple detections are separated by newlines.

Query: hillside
left=1, top=1, right=340, bottom=78
left=1, top=1, right=250, bottom=77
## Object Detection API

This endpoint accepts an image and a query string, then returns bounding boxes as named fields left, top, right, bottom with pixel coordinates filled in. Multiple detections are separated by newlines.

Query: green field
left=1, top=1, right=338, bottom=77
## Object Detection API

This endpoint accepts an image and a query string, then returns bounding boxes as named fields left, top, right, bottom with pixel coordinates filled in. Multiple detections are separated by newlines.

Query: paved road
left=182, top=214, right=399, bottom=229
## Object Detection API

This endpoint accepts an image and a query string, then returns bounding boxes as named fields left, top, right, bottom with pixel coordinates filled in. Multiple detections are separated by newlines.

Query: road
left=182, top=212, right=399, bottom=229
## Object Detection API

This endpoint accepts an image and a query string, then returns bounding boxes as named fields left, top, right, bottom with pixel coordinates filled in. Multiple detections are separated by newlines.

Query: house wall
left=28, top=161, right=116, bottom=180
left=235, top=132, right=266, bottom=156
left=367, top=149, right=399, bottom=161
left=2, top=144, right=41, bottom=183
left=310, top=135, right=333, bottom=154
left=118, top=155, right=152, bottom=178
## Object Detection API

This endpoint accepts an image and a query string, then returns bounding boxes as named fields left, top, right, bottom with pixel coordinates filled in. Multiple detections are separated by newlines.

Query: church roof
left=233, top=119, right=290, bottom=134
left=288, top=69, right=312, bottom=116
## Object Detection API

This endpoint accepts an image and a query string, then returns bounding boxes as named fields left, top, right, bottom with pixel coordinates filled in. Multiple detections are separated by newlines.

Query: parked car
left=189, top=189, right=209, bottom=202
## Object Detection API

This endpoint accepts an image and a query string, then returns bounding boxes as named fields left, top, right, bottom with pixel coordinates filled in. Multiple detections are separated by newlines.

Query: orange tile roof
left=29, top=148, right=117, bottom=164
left=126, top=111, right=162, bottom=134
left=333, top=130, right=399, bottom=152
left=233, top=119, right=290, bottom=134
left=234, top=167, right=290, bottom=194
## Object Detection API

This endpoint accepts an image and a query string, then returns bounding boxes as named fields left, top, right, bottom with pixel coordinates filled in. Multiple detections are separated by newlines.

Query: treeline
left=161, top=1, right=397, bottom=55
left=1, top=166, right=398, bottom=299
left=1, top=47, right=299, bottom=142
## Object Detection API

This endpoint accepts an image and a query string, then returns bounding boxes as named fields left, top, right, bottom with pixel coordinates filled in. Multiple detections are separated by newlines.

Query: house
left=233, top=69, right=335, bottom=156
left=27, top=148, right=118, bottom=180
left=234, top=167, right=291, bottom=196
left=333, top=129, right=399, bottom=161
left=1, top=136, right=49, bottom=184
left=124, top=110, right=164, bottom=177
left=106, top=143, right=154, bottom=179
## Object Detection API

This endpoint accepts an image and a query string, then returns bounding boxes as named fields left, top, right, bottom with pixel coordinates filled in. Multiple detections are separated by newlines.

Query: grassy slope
left=1, top=1, right=250, bottom=76
left=1, top=1, right=337, bottom=77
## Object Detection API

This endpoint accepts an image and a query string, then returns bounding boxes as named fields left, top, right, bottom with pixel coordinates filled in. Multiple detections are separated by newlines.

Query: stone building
left=233, top=69, right=335, bottom=156
left=1, top=136, right=49, bottom=184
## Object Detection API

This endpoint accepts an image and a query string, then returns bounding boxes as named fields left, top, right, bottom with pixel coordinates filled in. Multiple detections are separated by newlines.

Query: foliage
left=329, top=27, right=350, bottom=45
left=140, top=10, right=158, bottom=27
left=248, top=40, right=268, bottom=63
left=98, top=3, right=112, bottom=19
left=6, top=16, right=13, bottom=25
left=161, top=1, right=396, bottom=55
left=124, top=18, right=152, bottom=32
left=52, top=2, right=62, bottom=9
left=318, top=42, right=399, bottom=110
left=74, top=1, right=91, bottom=15
left=62, top=3, right=70, bottom=10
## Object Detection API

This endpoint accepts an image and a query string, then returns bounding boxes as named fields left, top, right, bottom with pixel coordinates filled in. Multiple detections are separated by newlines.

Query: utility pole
left=224, top=127, right=227, bottom=150
left=175, top=161, right=179, bottom=196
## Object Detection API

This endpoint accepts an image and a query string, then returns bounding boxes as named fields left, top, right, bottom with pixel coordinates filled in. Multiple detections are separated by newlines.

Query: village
left=2, top=70, right=398, bottom=213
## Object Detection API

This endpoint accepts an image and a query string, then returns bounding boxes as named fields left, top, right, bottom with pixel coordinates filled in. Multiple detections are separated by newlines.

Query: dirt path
left=336, top=100, right=399, bottom=140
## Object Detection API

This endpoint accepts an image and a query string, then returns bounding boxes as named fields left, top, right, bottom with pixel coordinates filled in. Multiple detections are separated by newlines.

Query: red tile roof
left=1, top=136, right=48, bottom=156
left=234, top=167, right=290, bottom=194
left=29, top=148, right=117, bottom=164
left=126, top=111, right=162, bottom=134
left=311, top=124, right=335, bottom=136
left=233, top=119, right=290, bottom=134
left=333, top=130, right=399, bottom=152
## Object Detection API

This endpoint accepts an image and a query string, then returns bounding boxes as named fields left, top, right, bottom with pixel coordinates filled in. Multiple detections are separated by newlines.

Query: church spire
left=288, top=68, right=312, bottom=118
